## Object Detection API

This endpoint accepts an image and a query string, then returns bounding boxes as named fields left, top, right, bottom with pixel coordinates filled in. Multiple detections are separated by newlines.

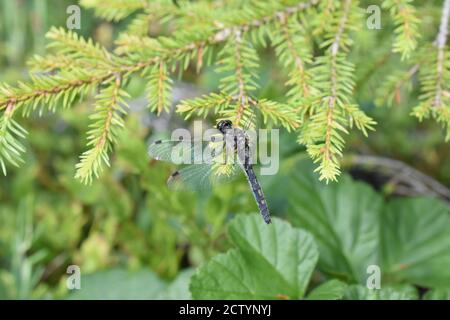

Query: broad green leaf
left=228, top=214, right=319, bottom=298
left=423, top=289, right=450, bottom=300
left=156, top=269, right=194, bottom=300
left=288, top=162, right=381, bottom=283
left=384, top=284, right=419, bottom=300
left=68, top=269, right=166, bottom=300
left=190, top=248, right=280, bottom=299
left=381, top=197, right=450, bottom=288
left=190, top=214, right=319, bottom=299
left=343, top=285, right=415, bottom=300
left=306, top=279, right=347, bottom=300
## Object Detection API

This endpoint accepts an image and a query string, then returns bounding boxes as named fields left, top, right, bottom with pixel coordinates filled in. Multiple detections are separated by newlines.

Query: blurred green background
left=0, top=0, right=449, bottom=300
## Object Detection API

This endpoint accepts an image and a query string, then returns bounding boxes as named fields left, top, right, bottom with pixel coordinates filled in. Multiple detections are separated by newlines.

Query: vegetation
left=0, top=0, right=449, bottom=300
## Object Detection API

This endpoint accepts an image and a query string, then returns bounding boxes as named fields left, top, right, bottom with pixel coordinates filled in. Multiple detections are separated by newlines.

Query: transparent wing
left=241, top=105, right=258, bottom=131
left=148, top=138, right=226, bottom=164
left=167, top=162, right=242, bottom=191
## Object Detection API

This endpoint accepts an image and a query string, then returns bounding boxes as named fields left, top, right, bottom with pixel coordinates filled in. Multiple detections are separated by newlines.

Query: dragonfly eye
left=217, top=120, right=233, bottom=134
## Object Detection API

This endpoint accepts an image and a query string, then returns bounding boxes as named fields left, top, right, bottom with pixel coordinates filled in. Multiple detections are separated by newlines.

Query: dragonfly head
left=217, top=120, right=233, bottom=134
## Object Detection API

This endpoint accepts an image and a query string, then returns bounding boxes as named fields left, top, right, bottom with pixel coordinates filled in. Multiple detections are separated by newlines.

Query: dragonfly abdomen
left=244, top=165, right=272, bottom=224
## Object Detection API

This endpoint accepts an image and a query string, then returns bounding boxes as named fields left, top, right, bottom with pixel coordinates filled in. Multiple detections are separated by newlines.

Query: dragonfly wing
left=148, top=139, right=223, bottom=164
left=167, top=163, right=241, bottom=191
left=241, top=106, right=258, bottom=131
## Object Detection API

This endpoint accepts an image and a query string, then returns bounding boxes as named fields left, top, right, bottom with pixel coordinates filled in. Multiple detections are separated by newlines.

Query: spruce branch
left=433, top=0, right=450, bottom=111
left=125, top=12, right=154, bottom=37
left=216, top=30, right=259, bottom=127
left=75, top=75, right=129, bottom=184
left=177, top=93, right=234, bottom=119
left=46, top=27, right=113, bottom=67
left=27, top=54, right=77, bottom=73
left=0, top=70, right=105, bottom=115
left=272, top=12, right=317, bottom=120
left=0, top=0, right=334, bottom=180
left=80, top=0, right=148, bottom=22
left=114, top=34, right=163, bottom=56
left=255, top=99, right=300, bottom=132
left=375, top=64, right=419, bottom=107
left=8, top=0, right=446, bottom=185
left=412, top=0, right=450, bottom=140
left=121, top=0, right=218, bottom=36
left=0, top=28, right=203, bottom=118
left=301, top=0, right=375, bottom=182
left=277, top=15, right=312, bottom=96
left=313, top=0, right=338, bottom=36
left=146, top=61, right=173, bottom=115
left=382, top=0, right=420, bottom=60
left=0, top=102, right=27, bottom=175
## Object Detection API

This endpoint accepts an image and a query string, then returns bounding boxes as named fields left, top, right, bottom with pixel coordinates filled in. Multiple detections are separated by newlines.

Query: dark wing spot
left=172, top=171, right=180, bottom=177
left=178, top=136, right=184, bottom=141
left=167, top=171, right=181, bottom=186
left=154, top=140, right=162, bottom=144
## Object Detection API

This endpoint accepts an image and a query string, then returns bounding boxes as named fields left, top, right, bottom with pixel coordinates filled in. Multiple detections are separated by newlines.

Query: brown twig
left=345, top=154, right=450, bottom=205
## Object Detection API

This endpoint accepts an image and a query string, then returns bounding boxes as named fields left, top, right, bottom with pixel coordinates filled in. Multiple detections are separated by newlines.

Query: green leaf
left=381, top=197, right=450, bottom=288
left=343, top=285, right=415, bottom=300
left=156, top=269, right=194, bottom=300
left=68, top=269, right=166, bottom=300
left=423, top=288, right=450, bottom=300
left=190, top=248, right=276, bottom=299
left=190, top=214, right=319, bottom=300
left=289, top=160, right=450, bottom=290
left=306, top=279, right=347, bottom=300
left=228, top=214, right=319, bottom=298
left=288, top=161, right=381, bottom=283
left=68, top=268, right=193, bottom=300
left=385, top=284, right=419, bottom=300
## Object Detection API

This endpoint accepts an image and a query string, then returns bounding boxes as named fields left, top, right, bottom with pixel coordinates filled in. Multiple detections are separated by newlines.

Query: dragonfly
left=148, top=119, right=272, bottom=224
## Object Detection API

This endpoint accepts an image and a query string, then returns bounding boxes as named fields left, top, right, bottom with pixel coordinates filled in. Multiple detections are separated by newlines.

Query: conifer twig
left=1, top=0, right=445, bottom=184
left=233, top=30, right=247, bottom=127
left=412, top=0, right=450, bottom=140
left=434, top=0, right=450, bottom=109
left=323, top=0, right=352, bottom=176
